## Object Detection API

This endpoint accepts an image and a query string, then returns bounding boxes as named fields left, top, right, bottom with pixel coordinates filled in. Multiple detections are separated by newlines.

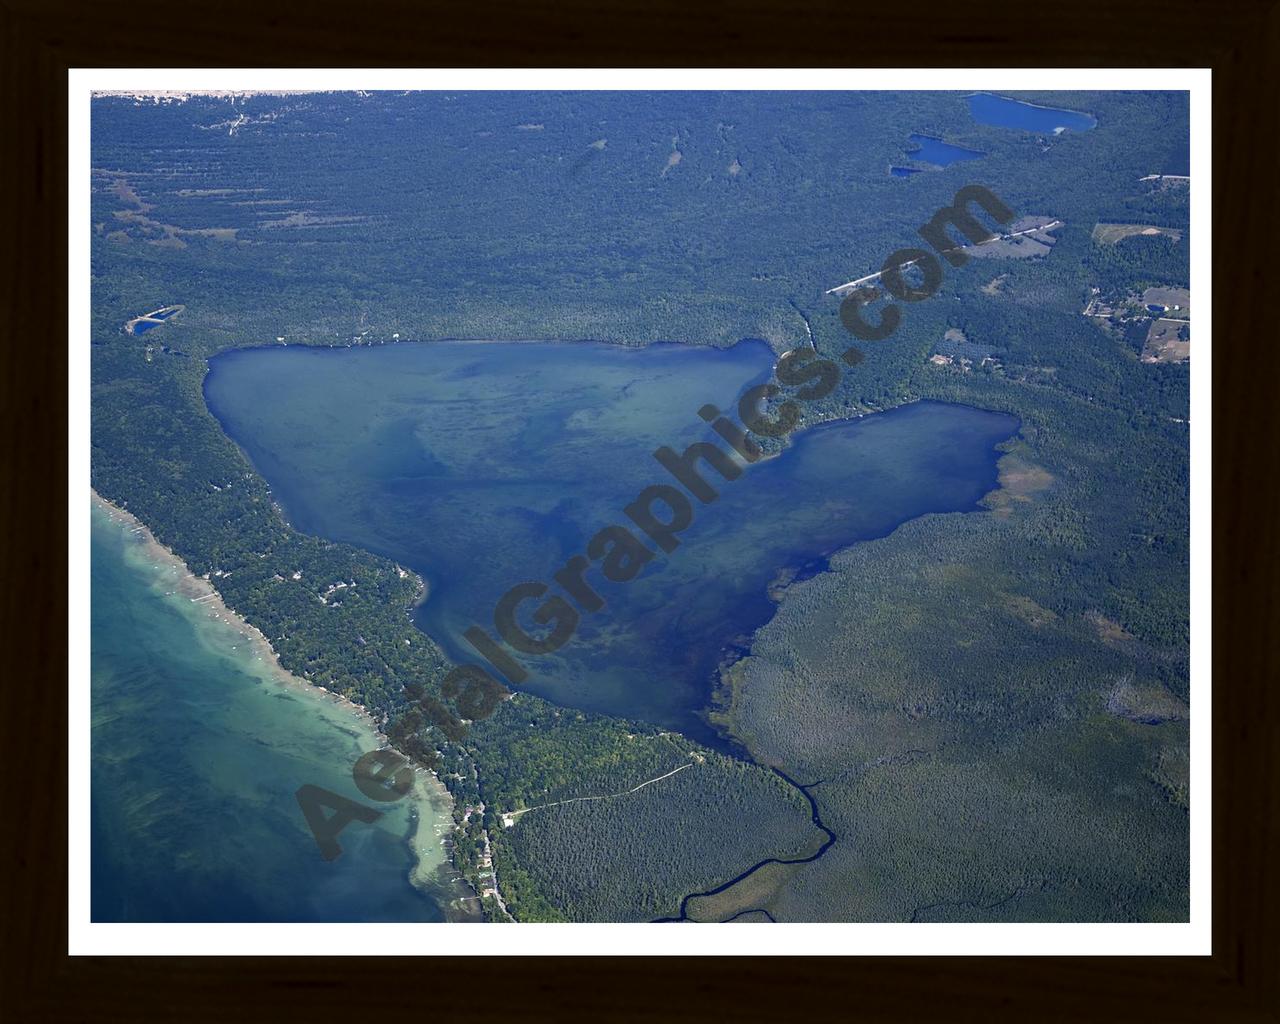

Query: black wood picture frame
left=3, top=0, right=1275, bottom=1019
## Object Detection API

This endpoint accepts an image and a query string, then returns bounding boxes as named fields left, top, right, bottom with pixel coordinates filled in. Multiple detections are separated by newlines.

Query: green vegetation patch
left=1092, top=223, right=1182, bottom=245
left=497, top=751, right=821, bottom=921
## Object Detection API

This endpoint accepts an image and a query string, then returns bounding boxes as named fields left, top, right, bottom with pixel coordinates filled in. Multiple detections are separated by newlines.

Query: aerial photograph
left=88, top=86, right=1192, bottom=926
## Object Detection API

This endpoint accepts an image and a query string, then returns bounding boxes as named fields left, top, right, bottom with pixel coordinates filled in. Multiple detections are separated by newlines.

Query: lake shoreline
left=89, top=489, right=472, bottom=919
left=205, top=336, right=1020, bottom=748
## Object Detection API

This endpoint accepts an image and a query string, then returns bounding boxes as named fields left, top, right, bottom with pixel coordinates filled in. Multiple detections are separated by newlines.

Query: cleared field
left=1142, top=286, right=1190, bottom=315
left=964, top=215, right=1061, bottom=260
left=1143, top=318, right=1191, bottom=363
left=981, top=273, right=1008, bottom=296
left=1092, top=223, right=1182, bottom=245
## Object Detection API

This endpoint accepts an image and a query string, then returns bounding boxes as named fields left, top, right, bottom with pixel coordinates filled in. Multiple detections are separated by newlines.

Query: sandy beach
left=90, top=489, right=465, bottom=909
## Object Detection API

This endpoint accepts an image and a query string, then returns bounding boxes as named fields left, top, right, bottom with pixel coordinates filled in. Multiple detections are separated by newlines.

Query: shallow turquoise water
left=204, top=340, right=1019, bottom=743
left=90, top=503, right=451, bottom=922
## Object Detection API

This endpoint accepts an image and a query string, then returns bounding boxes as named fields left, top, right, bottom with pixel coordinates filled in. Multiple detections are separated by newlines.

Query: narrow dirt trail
left=500, top=761, right=696, bottom=826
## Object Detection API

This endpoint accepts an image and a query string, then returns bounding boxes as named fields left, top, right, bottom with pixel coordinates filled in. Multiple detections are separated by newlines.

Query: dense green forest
left=498, top=751, right=819, bottom=921
left=90, top=89, right=1191, bottom=921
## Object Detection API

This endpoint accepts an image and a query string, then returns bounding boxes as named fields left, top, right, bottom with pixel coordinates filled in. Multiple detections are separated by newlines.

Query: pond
left=126, top=306, right=183, bottom=335
left=904, top=133, right=985, bottom=167
left=204, top=340, right=1018, bottom=746
left=968, top=92, right=1097, bottom=133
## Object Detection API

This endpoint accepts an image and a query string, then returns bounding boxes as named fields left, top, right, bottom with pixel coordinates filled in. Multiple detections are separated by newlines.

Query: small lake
left=969, top=92, right=1096, bottom=133
left=205, top=340, right=1018, bottom=745
left=904, top=133, right=985, bottom=167
left=127, top=306, right=183, bottom=335
left=91, top=503, right=456, bottom=922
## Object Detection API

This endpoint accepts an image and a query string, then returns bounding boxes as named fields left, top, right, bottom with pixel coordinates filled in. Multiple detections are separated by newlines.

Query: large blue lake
left=204, top=340, right=1018, bottom=744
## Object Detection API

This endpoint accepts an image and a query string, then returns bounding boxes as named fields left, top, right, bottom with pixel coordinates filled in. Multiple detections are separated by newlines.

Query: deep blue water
left=969, top=93, right=1096, bottom=133
left=204, top=340, right=1018, bottom=745
left=904, top=133, right=985, bottom=167
left=890, top=166, right=922, bottom=178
